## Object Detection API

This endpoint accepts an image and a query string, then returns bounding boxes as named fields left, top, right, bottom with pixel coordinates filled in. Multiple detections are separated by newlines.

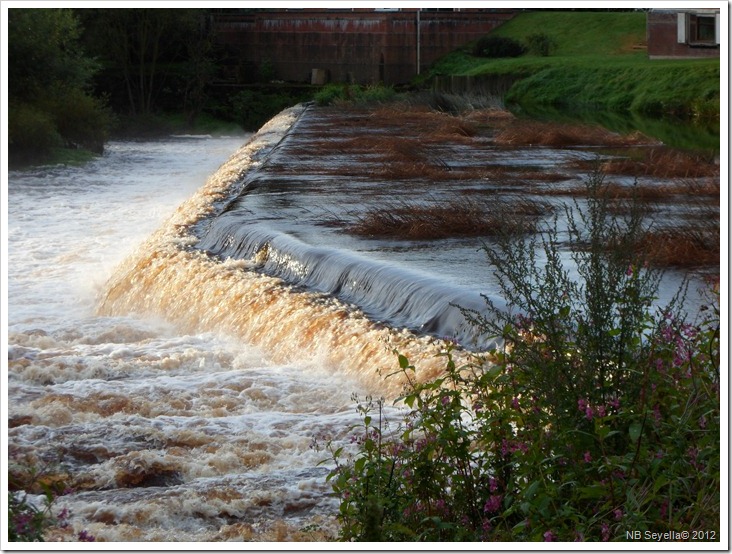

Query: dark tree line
left=8, top=8, right=110, bottom=164
left=76, top=9, right=217, bottom=123
left=8, top=8, right=242, bottom=165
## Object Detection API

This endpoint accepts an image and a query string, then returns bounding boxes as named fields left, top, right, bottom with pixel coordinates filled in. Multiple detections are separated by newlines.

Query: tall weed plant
left=7, top=458, right=95, bottom=542
left=319, top=170, right=720, bottom=541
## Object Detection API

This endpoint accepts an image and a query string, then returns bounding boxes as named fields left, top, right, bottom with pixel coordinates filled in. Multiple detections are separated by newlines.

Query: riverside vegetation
left=424, top=11, right=719, bottom=122
left=316, top=170, right=720, bottom=542
left=8, top=9, right=720, bottom=543
left=8, top=10, right=719, bottom=167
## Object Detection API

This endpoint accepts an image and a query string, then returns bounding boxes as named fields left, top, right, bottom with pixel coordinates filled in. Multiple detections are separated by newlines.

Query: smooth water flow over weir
left=192, top=108, right=498, bottom=351
left=7, top=103, right=717, bottom=542
left=98, top=106, right=457, bottom=390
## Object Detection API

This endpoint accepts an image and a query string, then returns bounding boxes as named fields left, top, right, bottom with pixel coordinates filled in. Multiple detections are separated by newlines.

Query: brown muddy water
left=5, top=103, right=719, bottom=543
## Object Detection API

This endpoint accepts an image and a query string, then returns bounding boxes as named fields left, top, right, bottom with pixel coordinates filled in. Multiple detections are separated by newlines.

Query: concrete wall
left=647, top=9, right=720, bottom=59
left=212, top=9, right=516, bottom=85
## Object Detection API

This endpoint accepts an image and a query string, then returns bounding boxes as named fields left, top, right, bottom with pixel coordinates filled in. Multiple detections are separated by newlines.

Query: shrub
left=320, top=170, right=720, bottom=541
left=229, top=89, right=301, bottom=131
left=472, top=36, right=526, bottom=58
left=313, top=84, right=397, bottom=107
left=313, top=84, right=349, bottom=106
left=43, top=88, right=112, bottom=153
left=8, top=103, right=62, bottom=163
left=351, top=84, right=397, bottom=105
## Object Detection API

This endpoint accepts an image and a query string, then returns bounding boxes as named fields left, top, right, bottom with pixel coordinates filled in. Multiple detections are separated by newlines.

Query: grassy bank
left=426, top=11, right=720, bottom=120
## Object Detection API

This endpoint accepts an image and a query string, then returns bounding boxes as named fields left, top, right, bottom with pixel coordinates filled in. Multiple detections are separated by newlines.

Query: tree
left=8, top=9, right=110, bottom=163
left=78, top=9, right=214, bottom=119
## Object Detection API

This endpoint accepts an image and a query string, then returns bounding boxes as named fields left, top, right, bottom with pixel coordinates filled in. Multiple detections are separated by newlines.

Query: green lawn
left=425, top=11, right=720, bottom=120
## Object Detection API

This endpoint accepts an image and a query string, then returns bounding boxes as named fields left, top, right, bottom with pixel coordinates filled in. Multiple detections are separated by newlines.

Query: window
left=677, top=11, right=720, bottom=46
left=689, top=14, right=716, bottom=44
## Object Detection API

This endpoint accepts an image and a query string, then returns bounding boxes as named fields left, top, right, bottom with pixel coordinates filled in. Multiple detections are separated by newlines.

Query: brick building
left=211, top=8, right=516, bottom=85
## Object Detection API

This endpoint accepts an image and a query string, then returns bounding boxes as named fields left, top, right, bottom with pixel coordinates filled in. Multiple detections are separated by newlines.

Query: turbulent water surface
left=6, top=104, right=717, bottom=543
left=6, top=120, right=401, bottom=542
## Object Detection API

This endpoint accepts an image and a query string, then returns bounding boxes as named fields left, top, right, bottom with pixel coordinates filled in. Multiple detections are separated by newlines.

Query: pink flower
left=489, top=477, right=499, bottom=493
left=543, top=530, right=557, bottom=542
left=78, top=530, right=96, bottom=542
left=483, top=495, right=502, bottom=514
left=583, top=451, right=592, bottom=463
left=585, top=405, right=594, bottom=420
left=601, top=522, right=610, bottom=541
left=687, top=447, right=701, bottom=469
left=482, top=519, right=492, bottom=535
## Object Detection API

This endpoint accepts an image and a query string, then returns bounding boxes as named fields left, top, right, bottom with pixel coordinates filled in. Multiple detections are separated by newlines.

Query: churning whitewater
left=7, top=99, right=717, bottom=543
left=7, top=106, right=456, bottom=542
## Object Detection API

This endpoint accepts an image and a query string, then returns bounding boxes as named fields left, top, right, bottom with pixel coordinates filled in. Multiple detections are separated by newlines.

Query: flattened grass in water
left=492, top=119, right=658, bottom=148
left=348, top=196, right=549, bottom=240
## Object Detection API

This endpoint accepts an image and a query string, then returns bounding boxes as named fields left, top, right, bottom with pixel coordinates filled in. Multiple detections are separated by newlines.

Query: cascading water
left=7, top=113, right=425, bottom=542
left=6, top=102, right=716, bottom=544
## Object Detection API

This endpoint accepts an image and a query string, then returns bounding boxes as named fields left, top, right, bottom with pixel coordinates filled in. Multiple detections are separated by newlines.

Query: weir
left=10, top=98, right=718, bottom=543
left=192, top=104, right=498, bottom=350
left=96, top=104, right=476, bottom=397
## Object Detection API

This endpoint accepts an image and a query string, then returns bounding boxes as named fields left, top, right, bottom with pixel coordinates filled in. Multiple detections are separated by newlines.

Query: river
left=6, top=119, right=388, bottom=542
left=5, top=103, right=718, bottom=543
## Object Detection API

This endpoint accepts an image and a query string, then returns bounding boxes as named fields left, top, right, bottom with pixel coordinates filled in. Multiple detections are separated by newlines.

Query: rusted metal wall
left=213, top=9, right=516, bottom=85
left=647, top=10, right=720, bottom=59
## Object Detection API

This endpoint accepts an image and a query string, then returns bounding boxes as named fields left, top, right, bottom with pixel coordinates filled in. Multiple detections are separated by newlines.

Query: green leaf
left=629, top=421, right=642, bottom=443
left=354, top=457, right=367, bottom=473
left=524, top=480, right=540, bottom=499
left=401, top=393, right=416, bottom=408
left=578, top=485, right=607, bottom=499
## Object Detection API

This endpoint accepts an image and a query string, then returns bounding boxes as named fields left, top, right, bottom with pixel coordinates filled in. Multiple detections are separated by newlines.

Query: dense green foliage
left=320, top=171, right=720, bottom=541
left=230, top=88, right=312, bottom=130
left=472, top=36, right=525, bottom=58
left=77, top=9, right=214, bottom=120
left=8, top=9, right=111, bottom=165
